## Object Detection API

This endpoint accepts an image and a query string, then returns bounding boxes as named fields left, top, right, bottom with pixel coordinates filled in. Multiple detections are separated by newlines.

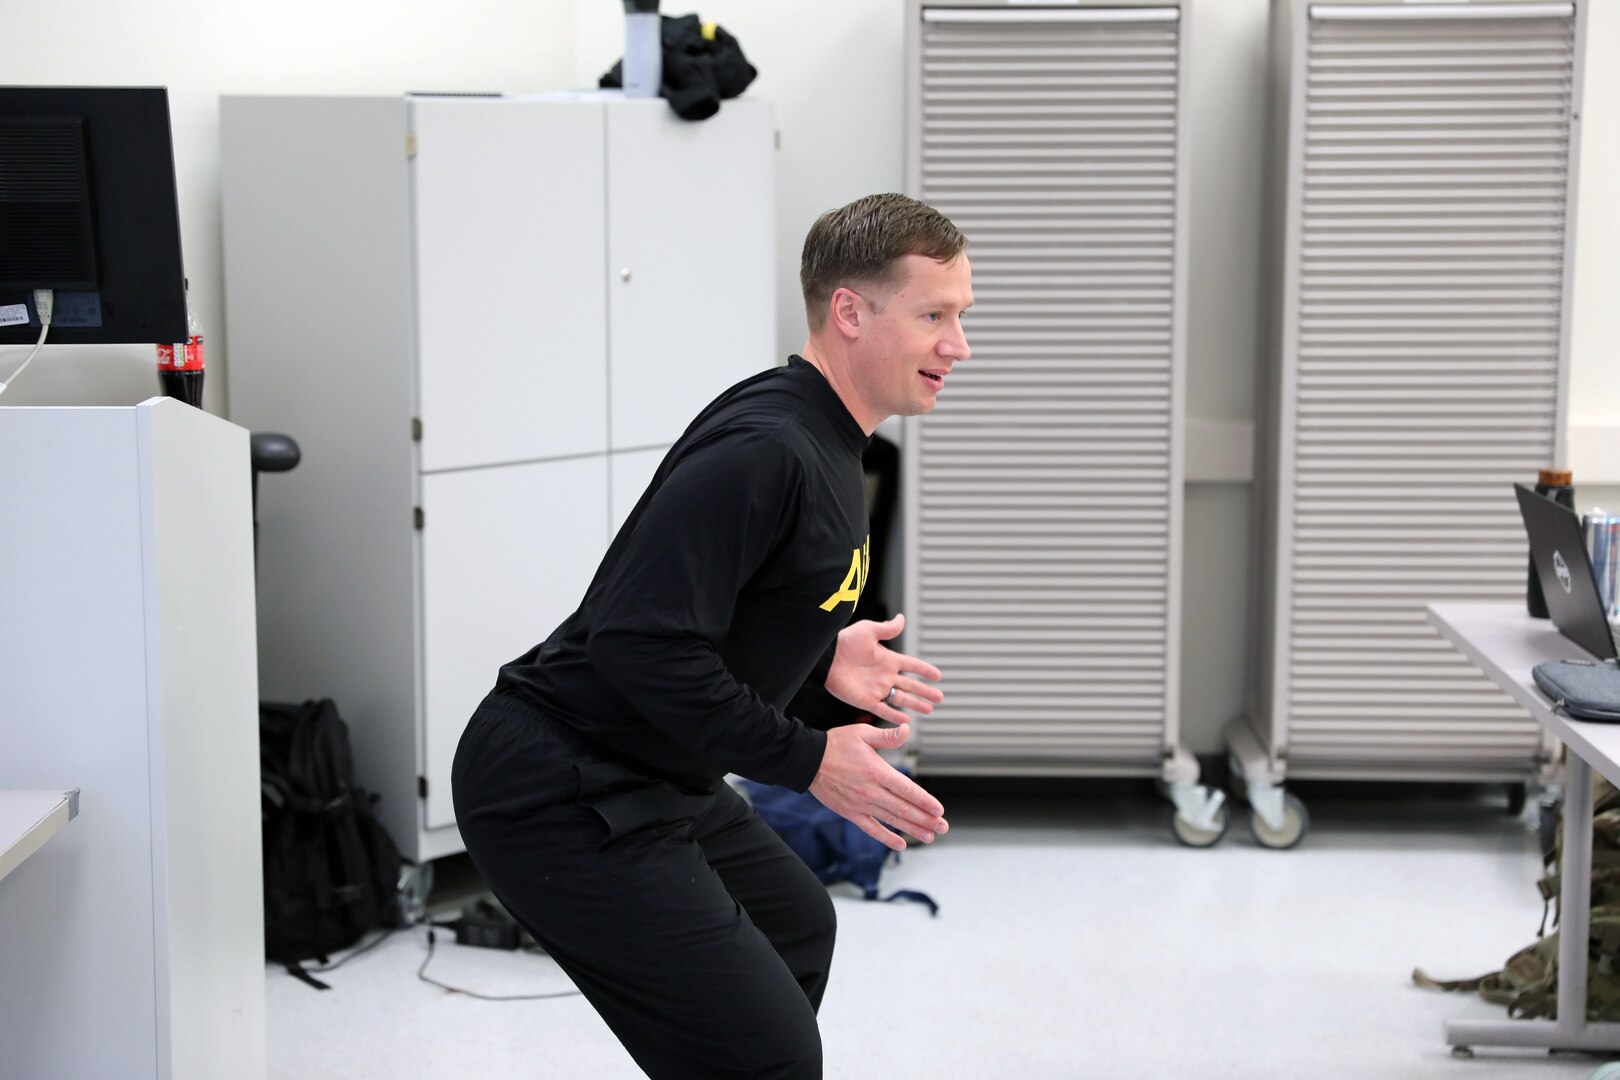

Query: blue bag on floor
left=740, top=780, right=938, bottom=915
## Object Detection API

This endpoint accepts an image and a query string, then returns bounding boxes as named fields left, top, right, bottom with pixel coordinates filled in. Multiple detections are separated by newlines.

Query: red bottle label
left=157, top=335, right=204, bottom=372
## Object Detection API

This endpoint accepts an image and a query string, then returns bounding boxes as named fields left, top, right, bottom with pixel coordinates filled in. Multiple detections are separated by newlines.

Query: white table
left=1428, top=602, right=1620, bottom=1055
left=0, top=789, right=78, bottom=885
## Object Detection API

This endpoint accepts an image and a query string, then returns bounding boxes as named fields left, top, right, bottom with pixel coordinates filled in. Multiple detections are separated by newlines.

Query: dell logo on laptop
left=1554, top=549, right=1573, bottom=594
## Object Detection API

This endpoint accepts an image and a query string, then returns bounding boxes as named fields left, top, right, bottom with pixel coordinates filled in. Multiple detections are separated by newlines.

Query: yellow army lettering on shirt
left=819, top=536, right=871, bottom=612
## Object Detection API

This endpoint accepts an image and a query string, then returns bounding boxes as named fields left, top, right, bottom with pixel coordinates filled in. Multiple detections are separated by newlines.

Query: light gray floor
left=267, top=781, right=1612, bottom=1079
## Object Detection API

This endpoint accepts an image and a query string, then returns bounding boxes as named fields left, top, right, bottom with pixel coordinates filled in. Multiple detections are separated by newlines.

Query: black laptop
left=1515, top=483, right=1619, bottom=661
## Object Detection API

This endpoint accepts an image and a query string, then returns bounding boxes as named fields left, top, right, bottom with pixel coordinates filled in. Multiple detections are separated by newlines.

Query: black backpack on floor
left=260, top=698, right=404, bottom=989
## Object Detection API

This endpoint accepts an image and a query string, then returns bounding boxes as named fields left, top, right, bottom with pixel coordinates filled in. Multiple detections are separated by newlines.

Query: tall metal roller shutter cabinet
left=1228, top=0, right=1587, bottom=844
left=903, top=1, right=1227, bottom=846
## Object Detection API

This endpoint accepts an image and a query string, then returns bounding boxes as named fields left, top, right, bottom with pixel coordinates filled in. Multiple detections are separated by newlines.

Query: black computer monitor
left=0, top=86, right=187, bottom=345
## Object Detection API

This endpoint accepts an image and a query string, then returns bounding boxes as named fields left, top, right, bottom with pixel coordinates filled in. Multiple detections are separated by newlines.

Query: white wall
left=0, top=0, right=579, bottom=413
left=1177, top=0, right=1274, bottom=754
left=1569, top=0, right=1620, bottom=484
left=5, top=1, right=1617, bottom=756
left=578, top=1, right=1616, bottom=755
left=574, top=1, right=909, bottom=360
left=570, top=2, right=1287, bottom=754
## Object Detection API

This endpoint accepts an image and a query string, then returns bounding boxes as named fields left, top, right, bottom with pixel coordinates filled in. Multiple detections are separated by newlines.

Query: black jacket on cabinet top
left=598, top=14, right=759, bottom=121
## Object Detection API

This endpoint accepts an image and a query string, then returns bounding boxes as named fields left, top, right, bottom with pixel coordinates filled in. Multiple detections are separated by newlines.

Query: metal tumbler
left=1583, top=510, right=1620, bottom=623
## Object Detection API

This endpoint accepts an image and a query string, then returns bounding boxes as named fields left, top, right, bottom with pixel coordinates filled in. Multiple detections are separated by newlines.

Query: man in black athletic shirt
left=452, top=193, right=972, bottom=1079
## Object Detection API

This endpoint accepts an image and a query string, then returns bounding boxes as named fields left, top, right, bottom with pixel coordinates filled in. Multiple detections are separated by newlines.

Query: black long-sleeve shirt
left=496, top=357, right=871, bottom=794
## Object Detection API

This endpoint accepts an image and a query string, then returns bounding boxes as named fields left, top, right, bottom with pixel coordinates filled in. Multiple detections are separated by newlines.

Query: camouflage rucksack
left=1414, top=776, right=1620, bottom=1022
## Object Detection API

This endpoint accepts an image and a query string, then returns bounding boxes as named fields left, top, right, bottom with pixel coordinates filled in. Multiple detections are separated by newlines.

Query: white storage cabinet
left=221, top=94, right=775, bottom=862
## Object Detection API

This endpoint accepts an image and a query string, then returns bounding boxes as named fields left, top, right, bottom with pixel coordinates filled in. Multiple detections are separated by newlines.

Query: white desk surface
left=1427, top=603, right=1620, bottom=788
left=0, top=789, right=78, bottom=886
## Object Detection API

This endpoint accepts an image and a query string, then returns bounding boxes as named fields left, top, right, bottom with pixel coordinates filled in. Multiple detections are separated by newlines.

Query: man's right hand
left=808, top=723, right=948, bottom=852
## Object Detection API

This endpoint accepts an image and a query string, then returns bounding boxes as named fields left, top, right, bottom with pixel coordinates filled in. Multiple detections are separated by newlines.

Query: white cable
left=0, top=290, right=55, bottom=397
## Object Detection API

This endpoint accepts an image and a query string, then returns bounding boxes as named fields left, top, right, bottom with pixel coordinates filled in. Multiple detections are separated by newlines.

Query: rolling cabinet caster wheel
left=1170, top=802, right=1229, bottom=848
left=1250, top=793, right=1309, bottom=850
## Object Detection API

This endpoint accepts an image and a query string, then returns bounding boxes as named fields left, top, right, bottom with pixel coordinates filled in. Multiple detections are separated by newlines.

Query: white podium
left=0, top=399, right=266, bottom=1080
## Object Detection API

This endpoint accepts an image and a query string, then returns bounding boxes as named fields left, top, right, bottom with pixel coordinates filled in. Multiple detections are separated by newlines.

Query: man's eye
left=925, top=312, right=942, bottom=323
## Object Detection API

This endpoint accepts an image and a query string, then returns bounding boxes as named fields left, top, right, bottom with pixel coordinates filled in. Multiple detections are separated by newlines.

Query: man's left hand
left=825, top=613, right=944, bottom=725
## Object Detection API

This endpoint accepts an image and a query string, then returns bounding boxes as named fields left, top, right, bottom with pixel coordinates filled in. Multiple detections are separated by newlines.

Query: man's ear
left=828, top=287, right=864, bottom=340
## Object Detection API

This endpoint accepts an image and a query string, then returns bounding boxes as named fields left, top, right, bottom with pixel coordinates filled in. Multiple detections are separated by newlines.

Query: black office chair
left=249, top=432, right=300, bottom=558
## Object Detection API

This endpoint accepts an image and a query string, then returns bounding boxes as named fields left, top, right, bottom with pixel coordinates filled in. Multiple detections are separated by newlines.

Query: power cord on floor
left=417, top=926, right=582, bottom=1002
left=280, top=903, right=581, bottom=1002
left=304, top=926, right=403, bottom=974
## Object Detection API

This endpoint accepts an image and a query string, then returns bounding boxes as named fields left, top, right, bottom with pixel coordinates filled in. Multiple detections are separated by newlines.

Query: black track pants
left=451, top=693, right=836, bottom=1079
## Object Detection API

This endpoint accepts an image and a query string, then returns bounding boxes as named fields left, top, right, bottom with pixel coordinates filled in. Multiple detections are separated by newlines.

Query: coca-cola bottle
left=157, top=286, right=204, bottom=407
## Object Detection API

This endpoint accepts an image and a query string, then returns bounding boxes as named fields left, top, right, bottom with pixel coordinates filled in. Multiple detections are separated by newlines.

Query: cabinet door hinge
left=406, top=132, right=418, bottom=159
left=418, top=776, right=428, bottom=799
left=414, top=506, right=425, bottom=530
left=411, top=417, right=423, bottom=442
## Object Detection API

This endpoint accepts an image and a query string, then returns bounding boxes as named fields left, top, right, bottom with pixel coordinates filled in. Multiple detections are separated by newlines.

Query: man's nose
left=945, top=317, right=970, bottom=362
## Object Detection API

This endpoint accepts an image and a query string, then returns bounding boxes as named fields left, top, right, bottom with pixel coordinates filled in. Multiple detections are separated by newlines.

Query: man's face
left=850, top=253, right=973, bottom=424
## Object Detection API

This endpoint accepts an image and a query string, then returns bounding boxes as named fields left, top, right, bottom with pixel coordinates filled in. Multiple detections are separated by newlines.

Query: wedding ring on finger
left=883, top=686, right=899, bottom=707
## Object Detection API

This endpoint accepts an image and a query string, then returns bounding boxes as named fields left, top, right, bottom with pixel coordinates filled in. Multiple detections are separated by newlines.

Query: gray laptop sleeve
left=1533, top=660, right=1620, bottom=723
